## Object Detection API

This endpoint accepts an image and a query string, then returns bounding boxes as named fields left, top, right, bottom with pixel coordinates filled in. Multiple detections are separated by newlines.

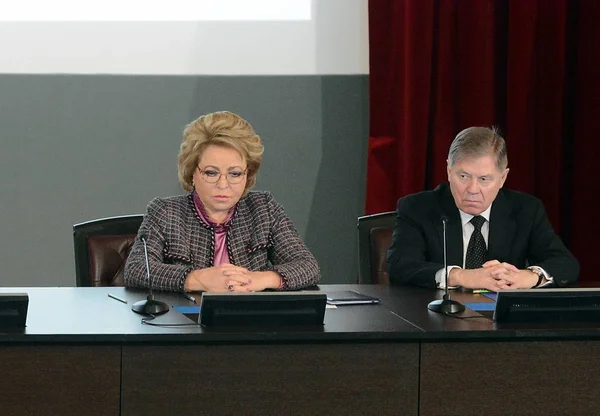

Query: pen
left=472, top=289, right=490, bottom=294
left=107, top=293, right=128, bottom=304
left=183, top=293, right=197, bottom=303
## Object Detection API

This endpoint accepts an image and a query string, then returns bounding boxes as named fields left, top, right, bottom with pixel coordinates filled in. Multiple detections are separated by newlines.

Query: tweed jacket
left=124, top=191, right=321, bottom=292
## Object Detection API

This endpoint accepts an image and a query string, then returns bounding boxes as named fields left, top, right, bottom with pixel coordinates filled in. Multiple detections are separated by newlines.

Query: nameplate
left=0, top=293, right=29, bottom=328
left=199, top=292, right=327, bottom=327
left=494, top=288, right=600, bottom=323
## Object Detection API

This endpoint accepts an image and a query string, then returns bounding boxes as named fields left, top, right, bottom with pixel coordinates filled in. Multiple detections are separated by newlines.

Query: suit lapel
left=488, top=190, right=514, bottom=262
left=437, top=184, right=464, bottom=267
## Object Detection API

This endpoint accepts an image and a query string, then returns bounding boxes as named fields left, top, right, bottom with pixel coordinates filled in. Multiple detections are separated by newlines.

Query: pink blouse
left=192, top=192, right=235, bottom=266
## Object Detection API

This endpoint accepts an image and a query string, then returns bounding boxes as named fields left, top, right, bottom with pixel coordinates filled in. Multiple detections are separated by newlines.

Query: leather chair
left=357, top=211, right=396, bottom=284
left=73, top=214, right=144, bottom=287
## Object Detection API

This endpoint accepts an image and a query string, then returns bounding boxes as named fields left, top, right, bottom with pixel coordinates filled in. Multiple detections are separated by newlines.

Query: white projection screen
left=0, top=0, right=374, bottom=75
left=0, top=0, right=312, bottom=21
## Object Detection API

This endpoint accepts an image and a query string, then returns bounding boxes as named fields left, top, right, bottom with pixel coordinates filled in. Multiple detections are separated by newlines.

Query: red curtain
left=367, top=0, right=600, bottom=281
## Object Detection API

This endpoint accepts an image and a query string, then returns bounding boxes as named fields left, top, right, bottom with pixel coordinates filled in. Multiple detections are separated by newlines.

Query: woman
left=124, top=111, right=320, bottom=293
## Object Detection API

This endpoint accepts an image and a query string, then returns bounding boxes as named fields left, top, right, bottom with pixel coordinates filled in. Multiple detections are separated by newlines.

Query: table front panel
left=0, top=345, right=120, bottom=416
left=421, top=340, right=600, bottom=416
left=122, top=342, right=419, bottom=416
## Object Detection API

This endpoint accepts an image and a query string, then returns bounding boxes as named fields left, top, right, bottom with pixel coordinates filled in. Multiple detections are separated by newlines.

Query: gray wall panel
left=0, top=74, right=367, bottom=286
left=305, top=76, right=369, bottom=283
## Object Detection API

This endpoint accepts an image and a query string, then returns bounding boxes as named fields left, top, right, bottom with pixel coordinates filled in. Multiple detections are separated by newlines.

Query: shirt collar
left=458, top=205, right=492, bottom=227
left=192, top=191, right=236, bottom=233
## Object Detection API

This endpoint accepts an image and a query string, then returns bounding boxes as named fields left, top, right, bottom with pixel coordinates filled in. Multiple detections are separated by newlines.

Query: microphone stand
left=428, top=216, right=465, bottom=315
left=132, top=235, right=170, bottom=316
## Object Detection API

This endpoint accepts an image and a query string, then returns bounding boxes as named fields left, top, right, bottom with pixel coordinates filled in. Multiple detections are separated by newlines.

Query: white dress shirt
left=436, top=206, right=551, bottom=289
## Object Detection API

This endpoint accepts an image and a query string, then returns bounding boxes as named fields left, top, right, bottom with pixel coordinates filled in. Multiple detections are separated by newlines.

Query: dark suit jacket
left=387, top=183, right=579, bottom=288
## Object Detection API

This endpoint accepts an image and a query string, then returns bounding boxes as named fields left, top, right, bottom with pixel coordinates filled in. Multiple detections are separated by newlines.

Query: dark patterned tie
left=465, top=215, right=487, bottom=269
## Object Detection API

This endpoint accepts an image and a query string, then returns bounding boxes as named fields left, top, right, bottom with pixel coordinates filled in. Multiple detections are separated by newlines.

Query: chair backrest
left=73, top=214, right=144, bottom=287
left=357, top=211, right=396, bottom=284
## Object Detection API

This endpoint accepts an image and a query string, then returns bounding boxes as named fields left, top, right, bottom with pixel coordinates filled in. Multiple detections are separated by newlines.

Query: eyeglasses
left=197, top=167, right=247, bottom=184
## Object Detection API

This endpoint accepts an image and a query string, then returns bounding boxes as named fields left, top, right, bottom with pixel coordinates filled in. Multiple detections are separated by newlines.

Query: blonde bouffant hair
left=178, top=111, right=264, bottom=196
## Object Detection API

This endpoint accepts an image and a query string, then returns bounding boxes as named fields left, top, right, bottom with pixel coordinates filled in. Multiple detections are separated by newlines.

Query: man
left=387, top=126, right=579, bottom=291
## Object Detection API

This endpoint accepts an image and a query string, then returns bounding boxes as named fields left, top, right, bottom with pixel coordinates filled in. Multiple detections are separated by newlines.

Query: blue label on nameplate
left=173, top=305, right=200, bottom=315
left=483, top=293, right=498, bottom=301
left=465, top=302, right=496, bottom=312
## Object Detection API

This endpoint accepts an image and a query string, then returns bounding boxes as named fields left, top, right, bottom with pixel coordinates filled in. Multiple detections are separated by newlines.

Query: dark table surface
left=0, top=285, right=421, bottom=343
left=2, top=284, right=600, bottom=343
left=351, top=283, right=600, bottom=341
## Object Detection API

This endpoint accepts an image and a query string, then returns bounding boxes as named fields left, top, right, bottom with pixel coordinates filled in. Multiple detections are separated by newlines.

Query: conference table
left=1, top=285, right=600, bottom=416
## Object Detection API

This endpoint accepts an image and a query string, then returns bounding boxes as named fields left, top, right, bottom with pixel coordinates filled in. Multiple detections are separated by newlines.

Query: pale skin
left=183, top=144, right=283, bottom=293
left=446, top=154, right=547, bottom=291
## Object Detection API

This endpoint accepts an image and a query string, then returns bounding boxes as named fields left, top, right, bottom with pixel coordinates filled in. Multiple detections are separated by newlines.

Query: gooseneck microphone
left=427, top=216, right=465, bottom=315
left=131, top=232, right=170, bottom=316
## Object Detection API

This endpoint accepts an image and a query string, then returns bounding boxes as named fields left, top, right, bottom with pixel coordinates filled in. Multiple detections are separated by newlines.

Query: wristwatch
left=528, top=267, right=551, bottom=288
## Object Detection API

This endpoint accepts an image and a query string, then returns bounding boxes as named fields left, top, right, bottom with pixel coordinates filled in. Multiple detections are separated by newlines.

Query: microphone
left=131, top=232, right=170, bottom=316
left=427, top=215, right=465, bottom=315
